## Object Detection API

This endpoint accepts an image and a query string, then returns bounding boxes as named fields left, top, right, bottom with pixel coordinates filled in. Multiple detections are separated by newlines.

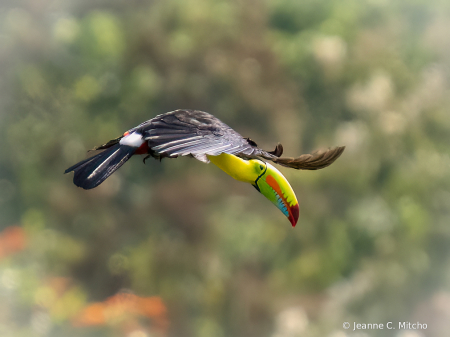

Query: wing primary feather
left=151, top=121, right=193, bottom=130
left=157, top=139, right=206, bottom=153
left=171, top=143, right=231, bottom=156
left=146, top=133, right=193, bottom=140
left=203, top=144, right=233, bottom=154
left=151, top=136, right=203, bottom=150
left=147, top=128, right=192, bottom=134
left=168, top=142, right=222, bottom=155
left=156, top=117, right=194, bottom=128
left=221, top=145, right=243, bottom=154
left=177, top=140, right=229, bottom=152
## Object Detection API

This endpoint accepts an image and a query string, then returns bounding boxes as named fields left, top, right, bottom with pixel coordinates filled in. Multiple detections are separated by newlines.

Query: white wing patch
left=119, top=132, right=144, bottom=147
left=192, top=153, right=210, bottom=163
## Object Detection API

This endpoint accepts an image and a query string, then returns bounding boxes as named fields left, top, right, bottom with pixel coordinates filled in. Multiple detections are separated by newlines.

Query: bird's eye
left=259, top=164, right=264, bottom=170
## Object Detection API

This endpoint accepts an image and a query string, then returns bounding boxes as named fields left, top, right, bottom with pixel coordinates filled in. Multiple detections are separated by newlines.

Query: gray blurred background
left=1, top=0, right=450, bottom=336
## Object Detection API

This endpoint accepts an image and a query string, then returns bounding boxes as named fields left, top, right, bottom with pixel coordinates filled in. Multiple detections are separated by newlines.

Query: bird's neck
left=207, top=153, right=255, bottom=184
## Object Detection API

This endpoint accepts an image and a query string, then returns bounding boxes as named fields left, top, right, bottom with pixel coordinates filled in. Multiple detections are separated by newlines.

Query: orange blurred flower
left=0, top=226, right=27, bottom=259
left=72, top=292, right=168, bottom=335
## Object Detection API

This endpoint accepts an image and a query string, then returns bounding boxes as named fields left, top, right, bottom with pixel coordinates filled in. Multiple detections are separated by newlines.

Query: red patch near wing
left=135, top=141, right=149, bottom=155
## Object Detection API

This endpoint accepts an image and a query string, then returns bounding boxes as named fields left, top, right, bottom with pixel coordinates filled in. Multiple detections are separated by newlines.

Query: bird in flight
left=65, top=110, right=344, bottom=227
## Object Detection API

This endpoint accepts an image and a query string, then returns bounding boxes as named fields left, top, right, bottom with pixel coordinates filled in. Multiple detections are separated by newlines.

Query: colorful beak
left=254, top=162, right=299, bottom=227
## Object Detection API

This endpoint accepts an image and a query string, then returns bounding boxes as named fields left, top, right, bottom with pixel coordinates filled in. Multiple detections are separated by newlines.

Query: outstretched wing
left=139, top=110, right=266, bottom=162
left=138, top=109, right=344, bottom=169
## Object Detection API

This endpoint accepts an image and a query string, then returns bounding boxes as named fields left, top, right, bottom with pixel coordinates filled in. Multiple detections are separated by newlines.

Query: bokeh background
left=1, top=0, right=450, bottom=336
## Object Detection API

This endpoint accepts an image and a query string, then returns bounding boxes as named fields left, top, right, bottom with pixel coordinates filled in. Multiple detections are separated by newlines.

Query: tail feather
left=64, top=145, right=136, bottom=189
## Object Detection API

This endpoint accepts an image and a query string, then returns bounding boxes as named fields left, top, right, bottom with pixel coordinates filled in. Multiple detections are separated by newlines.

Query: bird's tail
left=64, top=144, right=136, bottom=189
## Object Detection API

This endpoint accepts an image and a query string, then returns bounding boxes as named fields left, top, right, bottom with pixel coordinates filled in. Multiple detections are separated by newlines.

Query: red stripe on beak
left=289, top=203, right=299, bottom=227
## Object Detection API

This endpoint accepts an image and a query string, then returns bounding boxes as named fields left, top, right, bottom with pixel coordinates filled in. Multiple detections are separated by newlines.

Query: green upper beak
left=254, top=162, right=299, bottom=227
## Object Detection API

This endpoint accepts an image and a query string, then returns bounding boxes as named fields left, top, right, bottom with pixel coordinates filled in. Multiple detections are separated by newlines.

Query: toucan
left=65, top=109, right=345, bottom=227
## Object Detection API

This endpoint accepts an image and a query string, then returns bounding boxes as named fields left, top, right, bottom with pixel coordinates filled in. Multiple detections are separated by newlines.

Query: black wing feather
left=141, top=110, right=260, bottom=159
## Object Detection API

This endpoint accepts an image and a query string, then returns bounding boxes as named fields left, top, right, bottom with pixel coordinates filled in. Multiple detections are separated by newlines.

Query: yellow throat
left=207, top=153, right=256, bottom=183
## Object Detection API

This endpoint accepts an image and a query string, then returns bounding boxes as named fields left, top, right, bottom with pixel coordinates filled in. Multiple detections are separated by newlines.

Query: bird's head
left=248, top=159, right=299, bottom=227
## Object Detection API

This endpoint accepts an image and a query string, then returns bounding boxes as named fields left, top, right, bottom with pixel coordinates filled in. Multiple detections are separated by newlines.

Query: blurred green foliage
left=1, top=0, right=450, bottom=336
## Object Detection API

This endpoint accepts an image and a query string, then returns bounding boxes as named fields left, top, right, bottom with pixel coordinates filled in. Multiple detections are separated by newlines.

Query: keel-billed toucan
left=65, top=110, right=345, bottom=226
